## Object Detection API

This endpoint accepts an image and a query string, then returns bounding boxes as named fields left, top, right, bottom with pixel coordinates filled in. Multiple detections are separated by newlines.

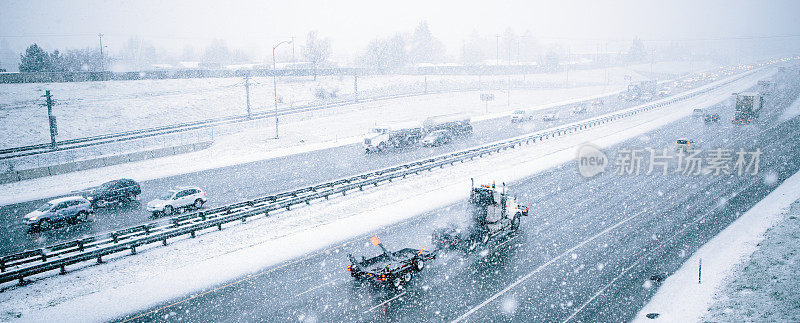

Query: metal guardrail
left=0, top=83, right=579, bottom=160
left=0, top=68, right=760, bottom=285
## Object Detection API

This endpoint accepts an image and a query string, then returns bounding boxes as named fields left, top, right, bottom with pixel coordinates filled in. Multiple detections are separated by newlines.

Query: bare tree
left=303, top=31, right=331, bottom=80
left=359, top=34, right=408, bottom=72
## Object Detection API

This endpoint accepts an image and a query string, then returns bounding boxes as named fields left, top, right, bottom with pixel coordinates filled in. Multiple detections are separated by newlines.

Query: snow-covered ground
left=633, top=168, right=800, bottom=323
left=703, top=201, right=800, bottom=322
left=0, top=61, right=716, bottom=148
left=0, top=69, right=767, bottom=322
left=0, top=84, right=623, bottom=205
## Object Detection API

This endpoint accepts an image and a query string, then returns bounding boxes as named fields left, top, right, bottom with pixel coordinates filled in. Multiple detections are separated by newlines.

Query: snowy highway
left=0, top=84, right=682, bottom=254
left=116, top=70, right=800, bottom=322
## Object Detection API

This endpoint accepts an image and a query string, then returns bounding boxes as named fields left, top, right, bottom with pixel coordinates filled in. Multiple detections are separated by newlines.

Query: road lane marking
left=562, top=101, right=797, bottom=321
left=121, top=208, right=433, bottom=322
left=363, top=291, right=407, bottom=314
left=453, top=75, right=778, bottom=322
left=296, top=278, right=344, bottom=297
left=452, top=210, right=646, bottom=322
left=562, top=177, right=761, bottom=322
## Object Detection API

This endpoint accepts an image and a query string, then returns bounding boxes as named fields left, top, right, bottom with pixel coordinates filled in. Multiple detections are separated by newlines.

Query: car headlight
left=28, top=216, right=38, bottom=221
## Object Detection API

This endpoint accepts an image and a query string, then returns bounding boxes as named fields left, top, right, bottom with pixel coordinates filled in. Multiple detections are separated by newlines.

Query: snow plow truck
left=432, top=180, right=529, bottom=251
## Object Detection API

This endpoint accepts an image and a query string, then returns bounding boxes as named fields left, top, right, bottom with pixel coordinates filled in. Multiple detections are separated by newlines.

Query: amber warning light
left=370, top=235, right=381, bottom=246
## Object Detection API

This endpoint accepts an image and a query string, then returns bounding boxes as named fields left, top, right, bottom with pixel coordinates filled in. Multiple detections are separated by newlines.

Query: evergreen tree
left=19, top=44, right=50, bottom=72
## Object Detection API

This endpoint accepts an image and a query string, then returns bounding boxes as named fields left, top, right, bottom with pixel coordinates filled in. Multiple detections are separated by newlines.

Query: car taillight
left=347, top=265, right=352, bottom=271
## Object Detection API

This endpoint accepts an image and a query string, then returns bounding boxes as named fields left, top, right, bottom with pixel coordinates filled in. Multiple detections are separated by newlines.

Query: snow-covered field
left=0, top=61, right=716, bottom=148
left=633, top=169, right=800, bottom=323
left=0, top=69, right=766, bottom=322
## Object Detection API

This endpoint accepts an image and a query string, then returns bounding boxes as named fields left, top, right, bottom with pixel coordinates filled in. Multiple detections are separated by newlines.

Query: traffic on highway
left=1, top=2, right=800, bottom=322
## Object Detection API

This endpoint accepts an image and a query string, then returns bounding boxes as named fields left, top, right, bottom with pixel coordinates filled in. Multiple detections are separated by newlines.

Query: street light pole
left=495, top=35, right=500, bottom=66
left=273, top=40, right=292, bottom=139
left=98, top=33, right=105, bottom=78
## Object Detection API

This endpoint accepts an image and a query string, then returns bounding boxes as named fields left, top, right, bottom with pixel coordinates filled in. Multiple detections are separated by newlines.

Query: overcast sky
left=2, top=0, right=800, bottom=62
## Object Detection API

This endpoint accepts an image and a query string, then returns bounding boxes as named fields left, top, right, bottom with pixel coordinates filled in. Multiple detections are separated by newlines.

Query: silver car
left=24, top=196, right=93, bottom=230
left=147, top=186, right=207, bottom=216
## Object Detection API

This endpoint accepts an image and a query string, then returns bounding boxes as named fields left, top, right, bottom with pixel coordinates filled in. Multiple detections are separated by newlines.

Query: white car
left=541, top=113, right=558, bottom=121
left=510, top=109, right=533, bottom=123
left=147, top=186, right=207, bottom=215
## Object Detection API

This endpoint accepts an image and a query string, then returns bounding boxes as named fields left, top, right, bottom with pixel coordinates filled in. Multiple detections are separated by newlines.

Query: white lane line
left=296, top=278, right=344, bottom=297
left=452, top=211, right=645, bottom=322
left=363, top=291, right=408, bottom=314
left=451, top=73, right=769, bottom=323
left=561, top=179, right=758, bottom=322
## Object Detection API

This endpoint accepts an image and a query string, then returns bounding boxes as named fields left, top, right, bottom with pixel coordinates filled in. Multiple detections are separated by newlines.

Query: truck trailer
left=732, top=92, right=764, bottom=124
left=363, top=114, right=472, bottom=153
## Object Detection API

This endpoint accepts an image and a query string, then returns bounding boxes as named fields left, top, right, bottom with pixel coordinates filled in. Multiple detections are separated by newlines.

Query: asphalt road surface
left=117, top=70, right=800, bottom=322
left=0, top=76, right=715, bottom=254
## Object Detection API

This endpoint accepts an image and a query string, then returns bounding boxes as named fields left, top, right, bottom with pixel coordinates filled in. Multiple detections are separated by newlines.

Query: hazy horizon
left=2, top=0, right=800, bottom=69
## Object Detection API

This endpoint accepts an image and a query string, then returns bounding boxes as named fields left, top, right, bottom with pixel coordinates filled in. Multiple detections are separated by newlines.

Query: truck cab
left=432, top=182, right=528, bottom=251
left=363, top=123, right=424, bottom=153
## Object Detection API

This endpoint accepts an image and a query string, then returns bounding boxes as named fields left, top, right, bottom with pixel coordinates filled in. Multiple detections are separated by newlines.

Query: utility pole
left=98, top=33, right=104, bottom=73
left=354, top=72, right=358, bottom=103
left=44, top=90, right=57, bottom=149
left=291, top=36, right=296, bottom=63
left=244, top=75, right=251, bottom=118
left=507, top=38, right=512, bottom=109
left=273, top=40, right=292, bottom=139
left=495, top=35, right=500, bottom=66
left=565, top=46, right=571, bottom=88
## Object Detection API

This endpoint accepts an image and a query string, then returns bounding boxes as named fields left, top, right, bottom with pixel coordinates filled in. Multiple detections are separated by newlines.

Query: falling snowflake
left=501, top=295, right=518, bottom=315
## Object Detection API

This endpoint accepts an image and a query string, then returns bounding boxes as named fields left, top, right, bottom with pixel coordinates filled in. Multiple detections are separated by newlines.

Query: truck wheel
left=467, top=240, right=479, bottom=251
left=414, top=258, right=425, bottom=271
left=38, top=219, right=52, bottom=230
left=94, top=199, right=108, bottom=208
left=512, top=215, right=521, bottom=230
left=75, top=211, right=89, bottom=223
left=392, top=276, right=403, bottom=289
left=403, top=272, right=413, bottom=282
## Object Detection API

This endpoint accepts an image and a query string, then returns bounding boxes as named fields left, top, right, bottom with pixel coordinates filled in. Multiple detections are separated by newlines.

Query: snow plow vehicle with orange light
left=432, top=180, right=529, bottom=252
left=347, top=236, right=437, bottom=288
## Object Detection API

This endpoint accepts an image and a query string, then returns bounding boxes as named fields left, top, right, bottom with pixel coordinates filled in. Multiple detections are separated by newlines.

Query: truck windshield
left=677, top=140, right=688, bottom=144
